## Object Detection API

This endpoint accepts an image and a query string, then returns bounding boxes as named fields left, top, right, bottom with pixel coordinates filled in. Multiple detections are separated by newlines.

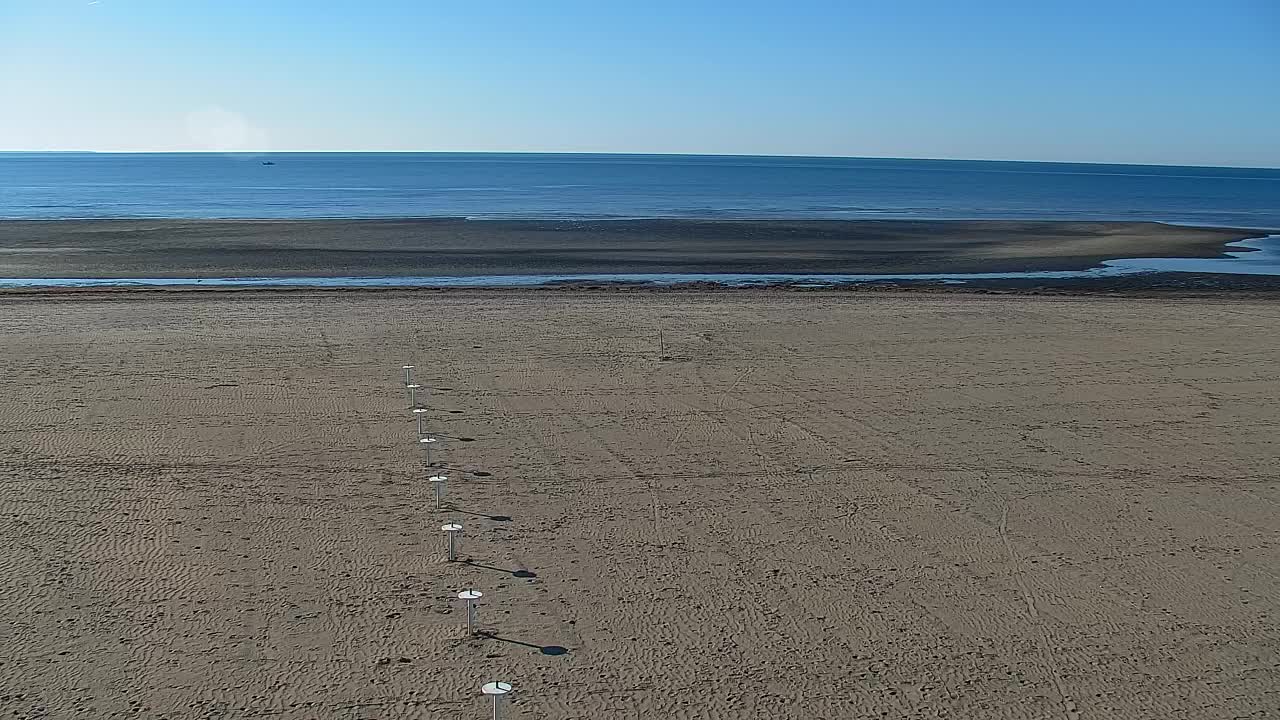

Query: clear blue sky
left=2, top=0, right=1277, bottom=166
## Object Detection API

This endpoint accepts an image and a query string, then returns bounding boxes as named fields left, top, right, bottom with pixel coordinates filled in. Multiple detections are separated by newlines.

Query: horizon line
left=0, top=149, right=1276, bottom=172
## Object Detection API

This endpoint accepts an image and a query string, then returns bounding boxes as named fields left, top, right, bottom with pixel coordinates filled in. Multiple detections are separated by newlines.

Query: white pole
left=482, top=682, right=512, bottom=720
left=413, top=407, right=429, bottom=436
left=459, top=589, right=483, bottom=634
left=402, top=365, right=415, bottom=386
left=429, top=474, right=447, bottom=510
left=442, top=522, right=462, bottom=561
left=419, top=436, right=436, bottom=467
left=407, top=383, right=421, bottom=409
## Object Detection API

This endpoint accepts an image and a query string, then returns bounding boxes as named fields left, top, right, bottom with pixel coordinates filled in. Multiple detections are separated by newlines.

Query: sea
left=2, top=152, right=1279, bottom=287
left=3, top=152, right=1279, bottom=227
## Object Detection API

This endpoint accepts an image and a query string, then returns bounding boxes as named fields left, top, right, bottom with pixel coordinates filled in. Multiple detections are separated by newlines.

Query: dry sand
left=0, top=290, right=1277, bottom=719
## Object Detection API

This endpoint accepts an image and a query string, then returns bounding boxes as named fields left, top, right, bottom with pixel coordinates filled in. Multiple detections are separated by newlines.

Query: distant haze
left=1, top=0, right=1277, bottom=167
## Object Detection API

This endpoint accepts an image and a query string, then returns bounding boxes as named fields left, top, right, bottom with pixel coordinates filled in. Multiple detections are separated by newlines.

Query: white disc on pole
left=402, top=365, right=415, bottom=369
left=406, top=383, right=421, bottom=389
left=459, top=589, right=483, bottom=601
left=412, top=408, right=429, bottom=414
left=442, top=523, right=463, bottom=532
left=482, top=682, right=513, bottom=696
left=419, top=437, right=438, bottom=444
left=429, top=475, right=448, bottom=483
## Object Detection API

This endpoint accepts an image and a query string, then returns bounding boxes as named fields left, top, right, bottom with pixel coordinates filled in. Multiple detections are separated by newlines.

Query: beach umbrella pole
left=459, top=589, right=483, bottom=634
left=482, top=682, right=512, bottom=720
left=442, top=522, right=462, bottom=561
left=429, top=474, right=447, bottom=510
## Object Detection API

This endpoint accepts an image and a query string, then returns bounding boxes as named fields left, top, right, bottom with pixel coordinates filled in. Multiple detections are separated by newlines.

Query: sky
left=1, top=0, right=1277, bottom=166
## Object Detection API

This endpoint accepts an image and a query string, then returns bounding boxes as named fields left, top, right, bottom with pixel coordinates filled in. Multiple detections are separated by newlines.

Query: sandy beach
left=0, top=218, right=1263, bottom=279
left=0, top=290, right=1277, bottom=719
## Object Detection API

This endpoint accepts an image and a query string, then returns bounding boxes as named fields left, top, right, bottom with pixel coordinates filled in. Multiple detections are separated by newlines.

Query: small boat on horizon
left=261, top=161, right=275, bottom=166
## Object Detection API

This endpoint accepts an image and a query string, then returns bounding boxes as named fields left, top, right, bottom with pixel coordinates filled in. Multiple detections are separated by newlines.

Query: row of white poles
left=402, top=364, right=513, bottom=719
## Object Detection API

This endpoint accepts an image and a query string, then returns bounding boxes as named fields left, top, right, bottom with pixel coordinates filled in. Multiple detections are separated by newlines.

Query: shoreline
left=6, top=273, right=1280, bottom=300
left=2, top=214, right=1270, bottom=225
left=0, top=218, right=1266, bottom=280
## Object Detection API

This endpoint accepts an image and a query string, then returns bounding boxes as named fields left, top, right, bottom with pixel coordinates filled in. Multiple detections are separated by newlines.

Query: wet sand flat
left=0, top=218, right=1262, bottom=278
left=0, top=291, right=1277, bottom=719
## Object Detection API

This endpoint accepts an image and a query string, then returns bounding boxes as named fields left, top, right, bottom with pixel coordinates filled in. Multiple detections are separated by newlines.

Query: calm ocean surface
left=3, top=152, right=1278, bottom=227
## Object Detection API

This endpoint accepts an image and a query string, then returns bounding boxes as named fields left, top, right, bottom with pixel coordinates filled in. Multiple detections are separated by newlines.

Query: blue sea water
left=2, top=152, right=1278, bottom=227
left=3, top=152, right=1279, bottom=286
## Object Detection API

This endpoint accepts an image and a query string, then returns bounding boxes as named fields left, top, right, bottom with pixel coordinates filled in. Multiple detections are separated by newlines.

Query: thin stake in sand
left=459, top=589, right=483, bottom=634
left=482, top=681, right=513, bottom=720
left=406, top=383, right=422, bottom=410
left=442, top=522, right=463, bottom=561
left=413, top=407, right=429, bottom=436
left=402, top=364, right=415, bottom=386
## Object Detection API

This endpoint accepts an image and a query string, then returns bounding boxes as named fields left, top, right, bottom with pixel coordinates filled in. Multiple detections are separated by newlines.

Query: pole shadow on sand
left=463, top=560, right=538, bottom=579
left=478, top=632, right=569, bottom=657
left=449, top=507, right=512, bottom=522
